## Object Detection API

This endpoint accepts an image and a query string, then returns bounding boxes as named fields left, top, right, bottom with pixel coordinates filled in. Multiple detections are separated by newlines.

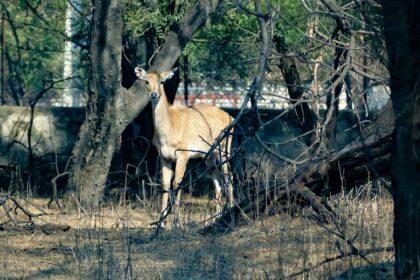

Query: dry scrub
left=0, top=179, right=394, bottom=280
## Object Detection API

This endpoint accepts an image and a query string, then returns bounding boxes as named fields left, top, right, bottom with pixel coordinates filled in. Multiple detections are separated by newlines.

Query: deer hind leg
left=222, top=161, right=234, bottom=208
left=172, top=154, right=188, bottom=225
left=224, top=129, right=234, bottom=208
left=217, top=136, right=234, bottom=209
left=205, top=159, right=223, bottom=214
left=160, top=158, right=173, bottom=227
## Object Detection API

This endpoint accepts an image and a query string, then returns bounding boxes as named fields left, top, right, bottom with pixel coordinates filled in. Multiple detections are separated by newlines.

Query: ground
left=0, top=190, right=394, bottom=279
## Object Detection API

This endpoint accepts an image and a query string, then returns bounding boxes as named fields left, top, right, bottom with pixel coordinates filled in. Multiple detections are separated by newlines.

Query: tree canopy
left=1, top=0, right=388, bottom=107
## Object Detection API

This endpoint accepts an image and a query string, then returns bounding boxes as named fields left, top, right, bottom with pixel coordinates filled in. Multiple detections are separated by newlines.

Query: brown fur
left=135, top=67, right=234, bottom=225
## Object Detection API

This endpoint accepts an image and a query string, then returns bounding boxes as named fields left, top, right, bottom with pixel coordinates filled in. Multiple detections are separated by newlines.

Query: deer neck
left=151, top=88, right=172, bottom=139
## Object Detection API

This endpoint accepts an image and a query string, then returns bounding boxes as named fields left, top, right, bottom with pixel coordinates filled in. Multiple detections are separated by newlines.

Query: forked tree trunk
left=274, top=36, right=318, bottom=146
left=322, top=46, right=348, bottom=151
left=67, top=0, right=224, bottom=209
left=317, top=0, right=353, bottom=152
left=67, top=0, right=147, bottom=209
left=382, top=0, right=420, bottom=278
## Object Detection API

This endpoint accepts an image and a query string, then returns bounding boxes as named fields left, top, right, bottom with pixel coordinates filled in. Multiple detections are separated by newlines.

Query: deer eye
left=145, top=80, right=150, bottom=85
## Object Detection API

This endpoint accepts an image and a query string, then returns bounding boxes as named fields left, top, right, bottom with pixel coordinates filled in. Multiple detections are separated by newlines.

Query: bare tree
left=66, top=0, right=224, bottom=209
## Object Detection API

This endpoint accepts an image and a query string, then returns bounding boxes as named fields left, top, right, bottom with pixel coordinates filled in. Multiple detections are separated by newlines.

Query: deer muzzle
left=150, top=92, right=158, bottom=99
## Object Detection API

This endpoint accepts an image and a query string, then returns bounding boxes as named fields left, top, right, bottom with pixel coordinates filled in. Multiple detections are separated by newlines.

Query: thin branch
left=23, top=0, right=88, bottom=48
left=286, top=246, right=394, bottom=279
left=232, top=0, right=269, bottom=19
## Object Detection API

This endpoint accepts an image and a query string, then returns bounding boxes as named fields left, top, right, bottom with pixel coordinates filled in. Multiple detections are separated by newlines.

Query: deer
left=135, top=67, right=234, bottom=227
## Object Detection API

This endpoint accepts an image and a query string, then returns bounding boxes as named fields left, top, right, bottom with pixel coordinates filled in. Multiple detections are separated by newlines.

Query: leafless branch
left=201, top=101, right=393, bottom=233
left=286, top=246, right=394, bottom=279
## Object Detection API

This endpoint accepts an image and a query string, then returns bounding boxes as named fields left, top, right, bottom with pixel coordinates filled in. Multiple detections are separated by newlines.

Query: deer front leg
left=160, top=158, right=173, bottom=227
left=172, top=154, right=188, bottom=223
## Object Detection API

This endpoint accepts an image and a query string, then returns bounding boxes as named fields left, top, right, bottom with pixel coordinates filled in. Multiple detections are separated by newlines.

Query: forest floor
left=0, top=189, right=394, bottom=279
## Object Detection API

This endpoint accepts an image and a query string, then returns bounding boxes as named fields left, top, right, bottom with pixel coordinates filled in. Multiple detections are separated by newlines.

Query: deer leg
left=222, top=161, right=234, bottom=208
left=222, top=135, right=234, bottom=208
left=213, top=175, right=223, bottom=214
left=172, top=155, right=188, bottom=224
left=160, top=158, right=173, bottom=227
left=206, top=159, right=223, bottom=214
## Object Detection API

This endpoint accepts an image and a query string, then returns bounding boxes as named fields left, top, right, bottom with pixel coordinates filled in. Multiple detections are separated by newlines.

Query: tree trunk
left=382, top=0, right=420, bottom=278
left=67, top=0, right=224, bottom=209
left=274, top=35, right=318, bottom=146
left=317, top=0, right=353, bottom=152
left=1, top=10, right=6, bottom=105
left=149, top=0, right=223, bottom=72
left=322, top=45, right=347, bottom=151
left=67, top=0, right=149, bottom=209
left=183, top=55, right=189, bottom=104
left=68, top=0, right=126, bottom=209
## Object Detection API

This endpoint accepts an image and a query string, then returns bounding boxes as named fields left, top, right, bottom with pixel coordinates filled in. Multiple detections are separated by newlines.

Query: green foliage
left=2, top=0, right=386, bottom=103
left=2, top=0, right=90, bottom=105
left=124, top=0, right=189, bottom=44
left=275, top=0, right=310, bottom=51
left=3, top=1, right=64, bottom=101
left=123, top=1, right=261, bottom=85
left=184, top=3, right=259, bottom=84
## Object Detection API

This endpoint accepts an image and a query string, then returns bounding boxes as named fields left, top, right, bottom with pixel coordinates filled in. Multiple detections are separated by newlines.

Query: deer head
left=135, top=67, right=178, bottom=103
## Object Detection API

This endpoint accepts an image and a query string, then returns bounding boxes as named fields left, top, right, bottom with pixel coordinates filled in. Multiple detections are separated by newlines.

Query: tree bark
left=317, top=0, right=353, bottom=152
left=68, top=0, right=127, bottom=209
left=382, top=0, right=420, bottom=278
left=274, top=35, right=318, bottom=146
left=67, top=0, right=224, bottom=209
left=322, top=45, right=348, bottom=151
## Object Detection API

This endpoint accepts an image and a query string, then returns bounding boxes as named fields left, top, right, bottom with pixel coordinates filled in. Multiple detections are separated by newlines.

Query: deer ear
left=135, top=67, right=147, bottom=81
left=162, top=68, right=178, bottom=82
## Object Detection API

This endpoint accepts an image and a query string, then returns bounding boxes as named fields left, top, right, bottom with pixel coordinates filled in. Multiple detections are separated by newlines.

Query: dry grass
left=0, top=179, right=394, bottom=280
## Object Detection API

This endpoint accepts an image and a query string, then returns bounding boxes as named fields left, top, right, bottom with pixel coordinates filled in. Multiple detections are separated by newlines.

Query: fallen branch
left=285, top=246, right=394, bottom=279
left=201, top=101, right=394, bottom=234
left=0, top=193, right=70, bottom=233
